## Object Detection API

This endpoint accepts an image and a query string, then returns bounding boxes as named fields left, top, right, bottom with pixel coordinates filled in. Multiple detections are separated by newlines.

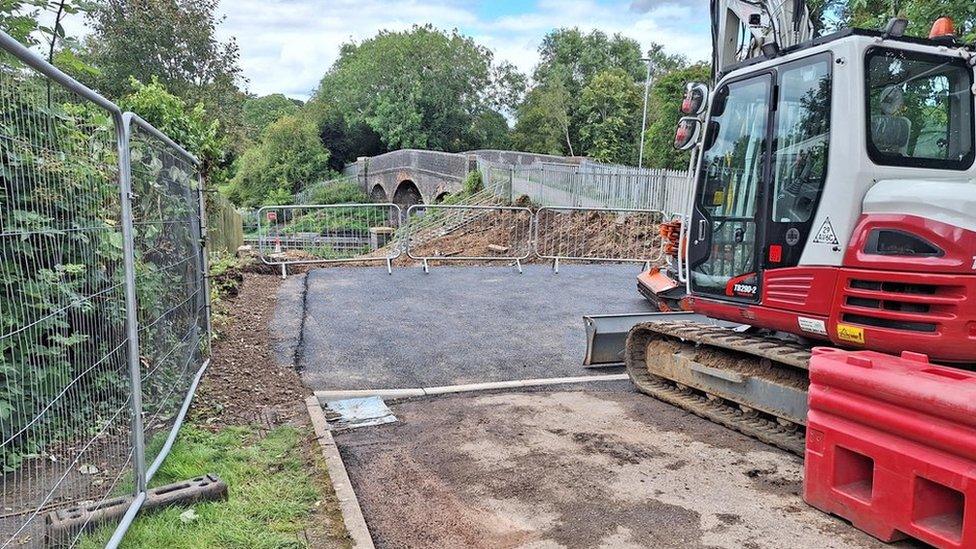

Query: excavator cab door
left=688, top=73, right=773, bottom=302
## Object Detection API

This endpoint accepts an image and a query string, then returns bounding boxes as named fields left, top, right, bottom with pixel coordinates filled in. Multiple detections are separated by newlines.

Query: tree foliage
left=514, top=29, right=646, bottom=159
left=314, top=25, right=524, bottom=155
left=513, top=68, right=575, bottom=156
left=643, top=63, right=712, bottom=170
left=225, top=114, right=332, bottom=207
left=242, top=94, right=302, bottom=142
left=579, top=68, right=643, bottom=164
left=812, top=0, right=976, bottom=40
left=84, top=0, right=246, bottom=145
left=118, top=77, right=226, bottom=186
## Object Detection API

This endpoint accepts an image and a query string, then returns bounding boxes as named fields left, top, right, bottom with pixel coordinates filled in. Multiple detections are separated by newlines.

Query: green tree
left=579, top=68, right=643, bottom=164
left=314, top=25, right=525, bottom=153
left=226, top=114, right=332, bottom=207
left=642, top=63, right=711, bottom=170
left=118, top=77, right=225, bottom=185
left=242, top=94, right=302, bottom=141
left=812, top=0, right=975, bottom=41
left=1, top=1, right=93, bottom=75
left=84, top=0, right=246, bottom=144
left=307, top=99, right=384, bottom=172
left=514, top=29, right=645, bottom=157
left=466, top=110, right=512, bottom=150
left=0, top=1, right=42, bottom=45
left=512, top=69, right=575, bottom=156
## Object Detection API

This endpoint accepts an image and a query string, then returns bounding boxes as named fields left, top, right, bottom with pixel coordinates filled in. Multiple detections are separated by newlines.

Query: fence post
left=197, top=174, right=214, bottom=342
left=116, top=114, right=148, bottom=496
left=509, top=165, right=515, bottom=204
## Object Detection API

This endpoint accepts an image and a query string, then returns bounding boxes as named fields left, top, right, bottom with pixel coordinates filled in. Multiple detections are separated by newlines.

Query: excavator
left=588, top=0, right=976, bottom=454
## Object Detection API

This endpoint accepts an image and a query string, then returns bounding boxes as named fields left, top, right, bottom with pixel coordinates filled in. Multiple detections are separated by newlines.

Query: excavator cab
left=597, top=3, right=976, bottom=462
left=643, top=20, right=976, bottom=363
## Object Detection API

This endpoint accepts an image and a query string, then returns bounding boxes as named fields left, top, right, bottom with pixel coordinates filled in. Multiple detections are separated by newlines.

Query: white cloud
left=217, top=0, right=712, bottom=100
left=40, top=0, right=710, bottom=100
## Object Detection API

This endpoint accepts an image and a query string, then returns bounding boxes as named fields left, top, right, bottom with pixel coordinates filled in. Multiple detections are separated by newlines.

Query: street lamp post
left=638, top=57, right=653, bottom=168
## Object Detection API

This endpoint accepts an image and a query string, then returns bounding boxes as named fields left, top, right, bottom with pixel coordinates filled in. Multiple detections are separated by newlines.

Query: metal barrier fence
left=405, top=205, right=534, bottom=273
left=256, top=204, right=402, bottom=274
left=534, top=207, right=667, bottom=272
left=0, top=32, right=209, bottom=547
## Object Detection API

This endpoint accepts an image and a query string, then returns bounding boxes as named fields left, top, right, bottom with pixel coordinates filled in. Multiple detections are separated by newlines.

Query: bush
left=308, top=181, right=367, bottom=204
left=463, top=170, right=483, bottom=194
left=225, top=114, right=332, bottom=207
left=119, top=77, right=226, bottom=186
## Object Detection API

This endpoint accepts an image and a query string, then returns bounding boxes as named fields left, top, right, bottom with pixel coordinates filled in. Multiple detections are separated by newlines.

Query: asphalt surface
left=287, top=264, right=654, bottom=391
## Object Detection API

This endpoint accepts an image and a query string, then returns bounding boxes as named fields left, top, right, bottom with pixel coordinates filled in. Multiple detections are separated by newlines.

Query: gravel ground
left=294, top=264, right=652, bottom=390
left=335, top=387, right=899, bottom=549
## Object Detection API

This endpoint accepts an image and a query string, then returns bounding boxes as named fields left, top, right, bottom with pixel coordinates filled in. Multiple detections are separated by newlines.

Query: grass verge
left=80, top=424, right=347, bottom=548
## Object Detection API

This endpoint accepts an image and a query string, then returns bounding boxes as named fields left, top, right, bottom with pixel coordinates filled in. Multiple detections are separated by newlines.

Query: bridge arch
left=369, top=184, right=388, bottom=203
left=393, top=179, right=424, bottom=209
left=434, top=191, right=451, bottom=203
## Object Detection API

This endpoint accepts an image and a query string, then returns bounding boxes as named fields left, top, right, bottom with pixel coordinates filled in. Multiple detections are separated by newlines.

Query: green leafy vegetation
left=79, top=425, right=344, bottom=549
left=224, top=115, right=332, bottom=207
left=311, top=24, right=525, bottom=156
left=82, top=0, right=247, bottom=150
left=307, top=181, right=367, bottom=205
left=462, top=170, right=484, bottom=195
left=119, top=77, right=226, bottom=185
left=242, top=94, right=302, bottom=141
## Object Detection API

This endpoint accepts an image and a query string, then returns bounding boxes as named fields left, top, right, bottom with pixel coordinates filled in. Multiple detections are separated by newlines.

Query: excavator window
left=771, top=55, right=832, bottom=224
left=690, top=74, right=771, bottom=298
left=865, top=48, right=975, bottom=170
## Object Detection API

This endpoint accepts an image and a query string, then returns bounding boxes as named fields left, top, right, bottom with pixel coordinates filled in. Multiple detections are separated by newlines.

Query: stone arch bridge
left=343, top=149, right=578, bottom=208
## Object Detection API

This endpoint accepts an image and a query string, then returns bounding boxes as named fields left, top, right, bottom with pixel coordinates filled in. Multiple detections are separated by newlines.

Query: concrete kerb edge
left=313, top=373, right=630, bottom=402
left=304, top=396, right=375, bottom=549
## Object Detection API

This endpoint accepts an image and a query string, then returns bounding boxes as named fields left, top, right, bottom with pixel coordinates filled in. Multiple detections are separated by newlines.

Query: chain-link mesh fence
left=126, top=116, right=210, bottom=479
left=1, top=35, right=136, bottom=548
left=0, top=33, right=211, bottom=547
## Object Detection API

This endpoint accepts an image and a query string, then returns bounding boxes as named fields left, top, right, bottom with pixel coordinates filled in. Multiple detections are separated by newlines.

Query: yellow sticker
left=837, top=324, right=865, bottom=345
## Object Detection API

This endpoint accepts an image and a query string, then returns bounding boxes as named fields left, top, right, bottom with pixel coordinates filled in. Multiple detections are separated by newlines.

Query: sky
left=214, top=0, right=713, bottom=100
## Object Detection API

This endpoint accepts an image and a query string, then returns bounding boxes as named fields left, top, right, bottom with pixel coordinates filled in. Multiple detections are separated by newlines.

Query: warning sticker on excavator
left=813, top=218, right=839, bottom=245
left=836, top=324, right=865, bottom=345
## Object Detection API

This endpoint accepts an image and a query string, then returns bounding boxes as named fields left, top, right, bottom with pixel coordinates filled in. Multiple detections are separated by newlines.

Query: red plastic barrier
left=804, top=348, right=976, bottom=548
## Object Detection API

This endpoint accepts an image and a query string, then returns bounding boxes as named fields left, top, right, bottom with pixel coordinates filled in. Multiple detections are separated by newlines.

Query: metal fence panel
left=125, top=115, right=210, bottom=482
left=0, top=33, right=138, bottom=547
left=510, top=163, right=692, bottom=213
left=405, top=205, right=534, bottom=272
left=534, top=207, right=667, bottom=270
left=1, top=31, right=211, bottom=547
left=256, top=204, right=403, bottom=273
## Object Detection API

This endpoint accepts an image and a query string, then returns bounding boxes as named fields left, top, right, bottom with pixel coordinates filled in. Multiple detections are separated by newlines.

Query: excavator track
left=624, top=320, right=812, bottom=456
